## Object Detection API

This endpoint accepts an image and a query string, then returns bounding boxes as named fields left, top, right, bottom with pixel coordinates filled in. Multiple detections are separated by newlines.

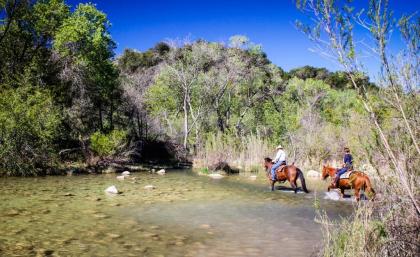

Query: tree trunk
left=98, top=102, right=103, bottom=132
left=108, top=100, right=114, bottom=131
left=183, top=94, right=189, bottom=148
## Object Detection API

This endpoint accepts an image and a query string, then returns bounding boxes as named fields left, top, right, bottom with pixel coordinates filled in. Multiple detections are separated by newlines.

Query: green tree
left=0, top=80, right=61, bottom=176
left=54, top=3, right=119, bottom=152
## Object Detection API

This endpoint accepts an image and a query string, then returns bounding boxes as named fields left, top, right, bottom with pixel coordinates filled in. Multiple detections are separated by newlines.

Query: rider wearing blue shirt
left=334, top=147, right=353, bottom=187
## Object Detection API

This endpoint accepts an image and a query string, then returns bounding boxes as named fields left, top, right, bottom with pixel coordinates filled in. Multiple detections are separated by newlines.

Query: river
left=0, top=170, right=353, bottom=257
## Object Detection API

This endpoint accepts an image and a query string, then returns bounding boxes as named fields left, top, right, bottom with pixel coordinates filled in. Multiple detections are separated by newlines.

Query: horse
left=321, top=165, right=375, bottom=201
left=263, top=158, right=309, bottom=193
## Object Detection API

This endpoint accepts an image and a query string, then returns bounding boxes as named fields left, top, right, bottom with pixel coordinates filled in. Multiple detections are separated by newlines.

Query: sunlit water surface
left=0, top=170, right=353, bottom=257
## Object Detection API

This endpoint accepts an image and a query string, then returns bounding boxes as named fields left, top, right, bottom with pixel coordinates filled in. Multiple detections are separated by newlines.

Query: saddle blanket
left=339, top=171, right=352, bottom=179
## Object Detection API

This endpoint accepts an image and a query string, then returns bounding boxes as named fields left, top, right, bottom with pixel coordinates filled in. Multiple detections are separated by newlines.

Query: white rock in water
left=324, top=191, right=340, bottom=201
left=249, top=175, right=257, bottom=180
left=105, top=185, right=118, bottom=194
left=157, top=169, right=166, bottom=175
left=307, top=170, right=321, bottom=178
left=122, top=171, right=130, bottom=176
left=116, top=175, right=125, bottom=180
left=208, top=173, right=224, bottom=179
left=144, top=185, right=156, bottom=190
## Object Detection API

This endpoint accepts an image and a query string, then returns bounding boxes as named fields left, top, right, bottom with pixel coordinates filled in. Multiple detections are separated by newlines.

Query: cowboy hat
left=276, top=145, right=283, bottom=150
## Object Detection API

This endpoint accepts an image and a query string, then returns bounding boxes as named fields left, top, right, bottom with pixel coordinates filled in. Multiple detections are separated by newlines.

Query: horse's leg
left=270, top=180, right=275, bottom=191
left=354, top=188, right=360, bottom=202
left=340, top=188, right=345, bottom=198
left=290, top=179, right=297, bottom=194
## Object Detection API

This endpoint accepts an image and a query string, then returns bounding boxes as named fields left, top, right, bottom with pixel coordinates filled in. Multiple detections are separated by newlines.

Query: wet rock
left=41, top=209, right=51, bottom=214
left=105, top=185, right=118, bottom=194
left=199, top=224, right=211, bottom=229
left=93, top=213, right=109, bottom=219
left=175, top=241, right=184, bottom=246
left=116, top=175, right=125, bottom=180
left=36, top=249, right=53, bottom=256
left=5, top=209, right=20, bottom=217
left=144, top=232, right=160, bottom=240
left=64, top=193, right=74, bottom=196
left=307, top=170, right=321, bottom=178
left=15, top=242, right=33, bottom=250
left=208, top=173, right=224, bottom=179
left=106, top=233, right=122, bottom=239
left=122, top=171, right=130, bottom=176
left=157, top=169, right=166, bottom=175
left=210, top=161, right=239, bottom=174
left=144, top=185, right=156, bottom=190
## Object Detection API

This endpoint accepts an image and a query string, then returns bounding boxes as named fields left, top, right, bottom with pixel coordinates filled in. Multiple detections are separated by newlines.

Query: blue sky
left=67, top=0, right=419, bottom=76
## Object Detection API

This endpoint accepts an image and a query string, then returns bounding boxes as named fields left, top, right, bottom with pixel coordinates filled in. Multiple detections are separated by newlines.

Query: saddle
left=278, top=164, right=287, bottom=173
left=339, top=170, right=353, bottom=179
left=274, top=163, right=288, bottom=181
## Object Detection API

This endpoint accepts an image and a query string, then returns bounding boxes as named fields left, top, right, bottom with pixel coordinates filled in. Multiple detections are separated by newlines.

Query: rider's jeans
left=337, top=167, right=348, bottom=177
left=271, top=161, right=282, bottom=180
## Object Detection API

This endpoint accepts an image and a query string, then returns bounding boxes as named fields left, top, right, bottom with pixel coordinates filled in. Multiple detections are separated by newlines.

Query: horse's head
left=322, top=165, right=338, bottom=180
left=263, top=157, right=273, bottom=170
left=321, top=165, right=331, bottom=180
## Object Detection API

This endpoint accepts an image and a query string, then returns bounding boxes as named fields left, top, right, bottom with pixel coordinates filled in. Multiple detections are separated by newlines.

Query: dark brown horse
left=263, top=158, right=309, bottom=193
left=321, top=165, right=375, bottom=201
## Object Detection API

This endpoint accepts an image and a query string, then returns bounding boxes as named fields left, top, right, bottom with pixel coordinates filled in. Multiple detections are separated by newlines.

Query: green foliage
left=54, top=3, right=114, bottom=62
left=199, top=167, right=209, bottom=174
left=90, top=130, right=127, bottom=157
left=0, top=83, right=61, bottom=176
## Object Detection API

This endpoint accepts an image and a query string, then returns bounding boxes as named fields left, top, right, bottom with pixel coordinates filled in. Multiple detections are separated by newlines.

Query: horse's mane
left=264, top=157, right=272, bottom=162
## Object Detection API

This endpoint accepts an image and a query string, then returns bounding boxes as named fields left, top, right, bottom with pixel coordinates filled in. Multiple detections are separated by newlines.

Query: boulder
left=307, top=170, right=321, bottom=178
left=144, top=185, right=156, bottom=190
left=122, top=171, right=130, bottom=176
left=105, top=185, right=118, bottom=194
left=157, top=169, right=166, bottom=175
left=208, top=173, right=224, bottom=179
left=116, top=175, right=125, bottom=180
left=210, top=161, right=239, bottom=174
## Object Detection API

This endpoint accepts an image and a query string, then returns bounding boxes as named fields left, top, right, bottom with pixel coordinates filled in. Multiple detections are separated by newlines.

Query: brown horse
left=321, top=165, right=375, bottom=201
left=263, top=158, right=309, bottom=193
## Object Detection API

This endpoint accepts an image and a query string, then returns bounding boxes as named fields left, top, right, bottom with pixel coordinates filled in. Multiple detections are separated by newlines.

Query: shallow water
left=0, top=170, right=353, bottom=257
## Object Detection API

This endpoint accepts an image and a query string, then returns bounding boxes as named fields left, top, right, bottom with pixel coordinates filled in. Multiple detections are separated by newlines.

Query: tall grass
left=194, top=133, right=272, bottom=171
left=316, top=170, right=419, bottom=257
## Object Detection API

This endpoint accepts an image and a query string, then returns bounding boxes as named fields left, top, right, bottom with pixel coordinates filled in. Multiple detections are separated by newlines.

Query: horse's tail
left=364, top=176, right=376, bottom=200
left=297, top=168, right=309, bottom=193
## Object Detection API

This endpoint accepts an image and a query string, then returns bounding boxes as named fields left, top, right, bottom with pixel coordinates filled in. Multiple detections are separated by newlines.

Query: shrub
left=0, top=85, right=61, bottom=176
left=90, top=130, right=127, bottom=157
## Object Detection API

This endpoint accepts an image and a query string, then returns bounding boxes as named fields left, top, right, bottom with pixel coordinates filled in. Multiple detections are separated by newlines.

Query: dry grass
left=316, top=171, right=419, bottom=257
left=194, top=133, right=271, bottom=172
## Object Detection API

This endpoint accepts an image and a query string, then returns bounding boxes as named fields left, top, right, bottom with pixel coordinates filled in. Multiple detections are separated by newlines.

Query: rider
left=334, top=147, right=353, bottom=187
left=271, top=145, right=287, bottom=181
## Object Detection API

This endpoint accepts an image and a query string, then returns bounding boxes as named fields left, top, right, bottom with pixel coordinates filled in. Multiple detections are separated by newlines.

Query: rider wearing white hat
left=270, top=145, right=287, bottom=181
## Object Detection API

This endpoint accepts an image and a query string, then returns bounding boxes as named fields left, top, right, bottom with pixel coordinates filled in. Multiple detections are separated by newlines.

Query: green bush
left=90, top=130, right=127, bottom=157
left=0, top=85, right=61, bottom=176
